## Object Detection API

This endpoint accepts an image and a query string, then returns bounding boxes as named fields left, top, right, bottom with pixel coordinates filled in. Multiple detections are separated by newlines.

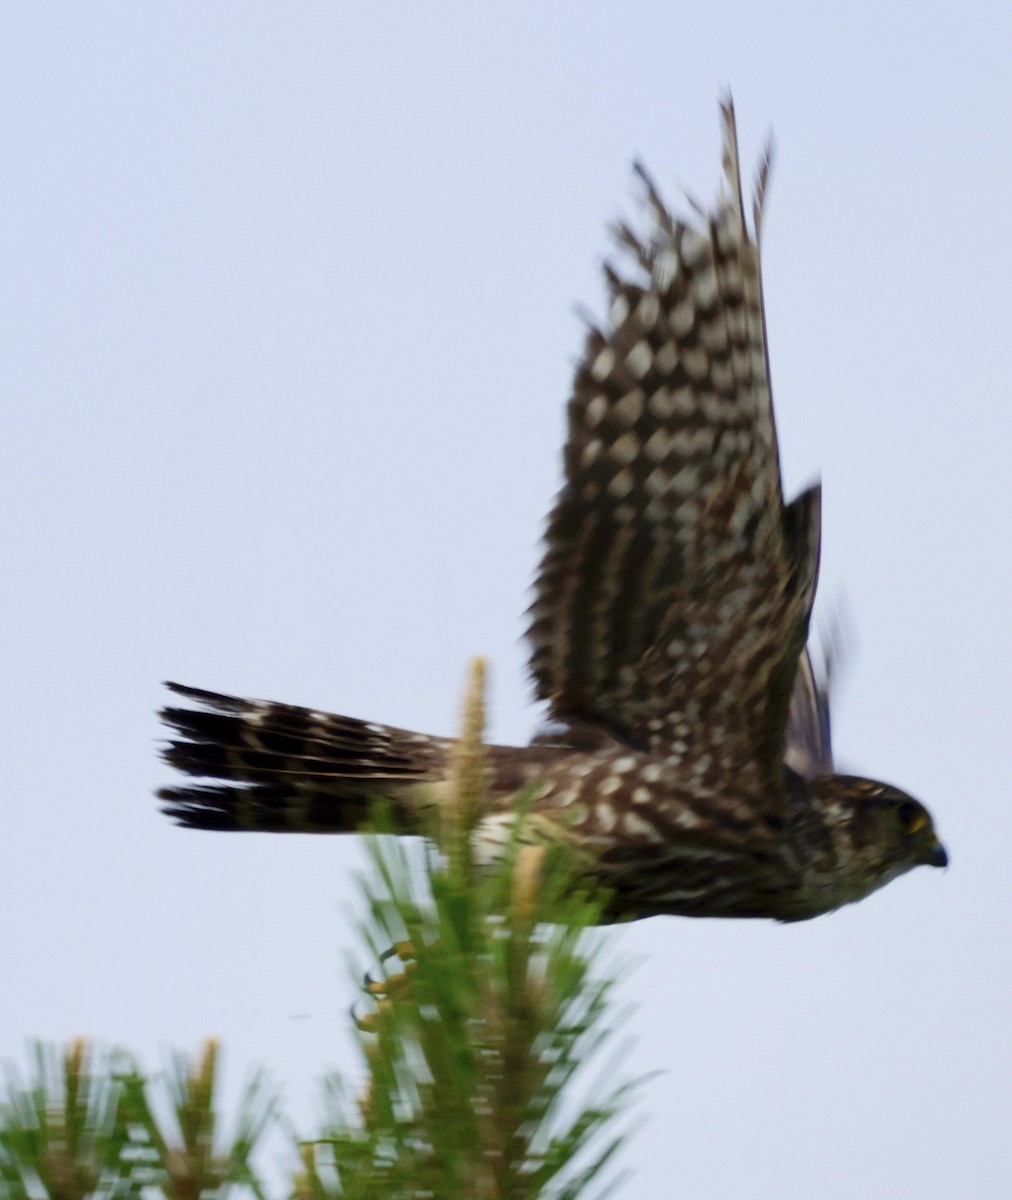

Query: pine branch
left=2, top=660, right=643, bottom=1199
left=0, top=1040, right=278, bottom=1200
left=303, top=659, right=640, bottom=1199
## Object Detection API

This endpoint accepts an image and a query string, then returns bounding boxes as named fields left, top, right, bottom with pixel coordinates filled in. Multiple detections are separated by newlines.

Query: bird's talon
left=358, top=941, right=421, bottom=1020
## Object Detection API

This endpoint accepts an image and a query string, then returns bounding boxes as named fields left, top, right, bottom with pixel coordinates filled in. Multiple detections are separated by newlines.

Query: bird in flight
left=159, top=100, right=946, bottom=922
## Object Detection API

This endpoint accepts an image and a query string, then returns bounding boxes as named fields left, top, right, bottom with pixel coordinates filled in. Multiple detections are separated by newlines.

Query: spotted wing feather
left=528, top=100, right=819, bottom=793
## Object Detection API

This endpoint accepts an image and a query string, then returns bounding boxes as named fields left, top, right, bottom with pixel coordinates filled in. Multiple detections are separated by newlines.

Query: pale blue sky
left=2, top=4, right=1010, bottom=1197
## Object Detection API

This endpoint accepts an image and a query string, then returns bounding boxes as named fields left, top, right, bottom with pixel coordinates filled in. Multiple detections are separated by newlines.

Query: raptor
left=159, top=101, right=946, bottom=922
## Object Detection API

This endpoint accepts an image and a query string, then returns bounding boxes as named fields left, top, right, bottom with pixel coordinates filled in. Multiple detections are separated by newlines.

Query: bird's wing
left=785, top=615, right=846, bottom=778
left=528, top=100, right=820, bottom=792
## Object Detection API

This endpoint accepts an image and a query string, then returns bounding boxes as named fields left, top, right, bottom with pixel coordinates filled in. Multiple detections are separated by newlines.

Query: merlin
left=159, top=100, right=946, bottom=922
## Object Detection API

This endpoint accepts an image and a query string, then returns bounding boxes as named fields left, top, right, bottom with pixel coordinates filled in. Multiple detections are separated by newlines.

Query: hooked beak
left=924, top=840, right=948, bottom=869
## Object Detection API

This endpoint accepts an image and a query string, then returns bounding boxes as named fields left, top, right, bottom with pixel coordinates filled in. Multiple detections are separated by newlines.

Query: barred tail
left=158, top=682, right=451, bottom=833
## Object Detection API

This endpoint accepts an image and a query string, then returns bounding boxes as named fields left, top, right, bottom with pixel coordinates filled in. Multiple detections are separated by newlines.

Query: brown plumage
left=159, top=100, right=946, bottom=922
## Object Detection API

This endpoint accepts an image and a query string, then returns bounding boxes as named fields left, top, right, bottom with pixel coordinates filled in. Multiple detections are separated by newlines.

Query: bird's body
left=161, top=684, right=942, bottom=922
left=160, top=101, right=946, bottom=921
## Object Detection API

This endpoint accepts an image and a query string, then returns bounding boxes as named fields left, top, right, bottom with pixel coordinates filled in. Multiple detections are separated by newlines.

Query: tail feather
left=158, top=683, right=450, bottom=832
left=157, top=783, right=349, bottom=833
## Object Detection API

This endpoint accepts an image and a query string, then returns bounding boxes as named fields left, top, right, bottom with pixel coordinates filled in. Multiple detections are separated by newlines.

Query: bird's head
left=807, top=775, right=947, bottom=899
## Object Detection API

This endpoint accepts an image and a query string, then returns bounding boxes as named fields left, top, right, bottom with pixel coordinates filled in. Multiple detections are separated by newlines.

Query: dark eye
left=897, top=802, right=919, bottom=829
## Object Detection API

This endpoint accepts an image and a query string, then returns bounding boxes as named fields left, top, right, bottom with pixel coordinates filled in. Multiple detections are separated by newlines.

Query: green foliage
left=0, top=1040, right=276, bottom=1200
left=299, top=825, right=634, bottom=1199
left=2, top=662, right=640, bottom=1199
left=298, top=658, right=637, bottom=1199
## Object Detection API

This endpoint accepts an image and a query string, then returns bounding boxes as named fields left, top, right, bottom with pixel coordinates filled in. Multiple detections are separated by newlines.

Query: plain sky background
left=3, top=3, right=1011, bottom=1197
